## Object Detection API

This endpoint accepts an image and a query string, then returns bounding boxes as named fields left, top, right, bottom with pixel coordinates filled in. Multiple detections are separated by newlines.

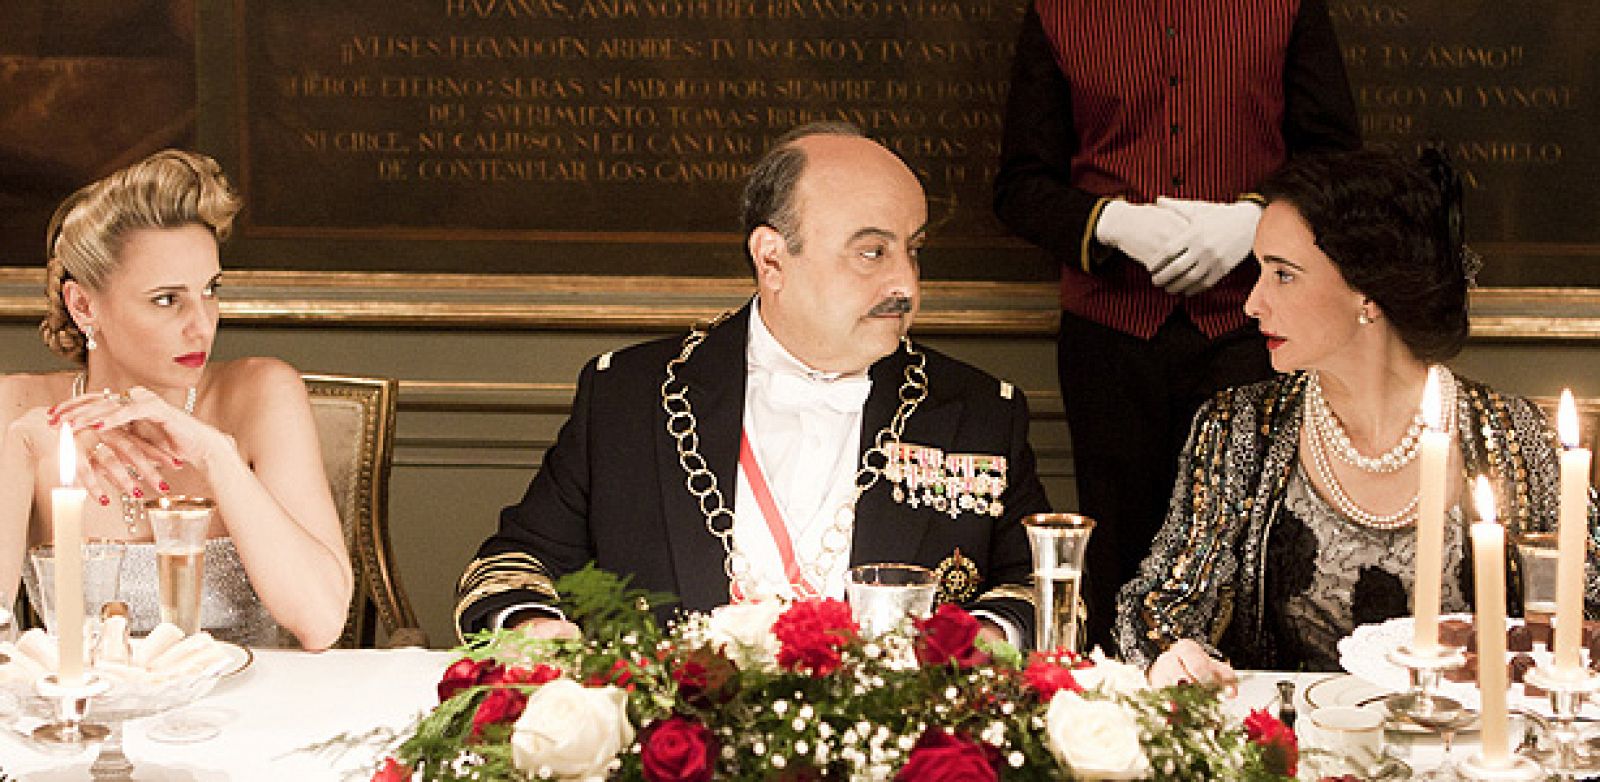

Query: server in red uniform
left=994, top=0, right=1360, bottom=652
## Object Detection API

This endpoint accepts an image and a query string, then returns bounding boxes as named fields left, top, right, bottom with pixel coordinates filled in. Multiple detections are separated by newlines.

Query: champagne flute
left=1024, top=513, right=1095, bottom=654
left=145, top=496, right=213, bottom=635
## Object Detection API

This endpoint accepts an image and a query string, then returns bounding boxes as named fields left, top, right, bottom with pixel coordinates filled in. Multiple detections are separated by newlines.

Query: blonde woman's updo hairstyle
left=41, top=150, right=242, bottom=364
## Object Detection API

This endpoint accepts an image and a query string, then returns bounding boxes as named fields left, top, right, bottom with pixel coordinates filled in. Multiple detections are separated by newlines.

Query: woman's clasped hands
left=45, top=385, right=223, bottom=508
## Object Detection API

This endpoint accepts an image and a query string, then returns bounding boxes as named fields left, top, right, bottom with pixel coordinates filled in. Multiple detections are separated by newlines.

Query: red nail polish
left=173, top=458, right=185, bottom=467
left=158, top=481, right=170, bottom=492
left=91, top=421, right=104, bottom=430
left=131, top=488, right=144, bottom=499
left=99, top=495, right=111, bottom=506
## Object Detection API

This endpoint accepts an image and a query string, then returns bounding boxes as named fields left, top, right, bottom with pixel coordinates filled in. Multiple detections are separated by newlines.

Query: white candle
left=1472, top=476, right=1510, bottom=766
left=1414, top=366, right=1450, bottom=653
left=52, top=425, right=86, bottom=686
left=1554, top=390, right=1592, bottom=673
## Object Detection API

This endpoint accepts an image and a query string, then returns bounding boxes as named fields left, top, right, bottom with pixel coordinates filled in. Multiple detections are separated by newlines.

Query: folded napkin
left=0, top=622, right=231, bottom=688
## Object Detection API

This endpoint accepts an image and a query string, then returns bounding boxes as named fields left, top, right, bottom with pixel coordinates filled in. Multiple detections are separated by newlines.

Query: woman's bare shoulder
left=0, top=371, right=76, bottom=417
left=203, top=358, right=308, bottom=415
left=208, top=356, right=303, bottom=387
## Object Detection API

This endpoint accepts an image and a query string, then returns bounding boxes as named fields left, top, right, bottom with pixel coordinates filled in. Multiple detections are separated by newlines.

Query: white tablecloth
left=2, top=656, right=1462, bottom=780
left=4, top=648, right=453, bottom=781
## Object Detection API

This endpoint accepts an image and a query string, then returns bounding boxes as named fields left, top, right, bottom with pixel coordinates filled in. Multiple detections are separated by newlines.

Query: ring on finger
left=126, top=464, right=142, bottom=482
left=117, top=391, right=133, bottom=405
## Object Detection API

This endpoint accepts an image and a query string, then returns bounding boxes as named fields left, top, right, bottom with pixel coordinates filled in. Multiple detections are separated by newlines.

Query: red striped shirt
left=1038, top=0, right=1300, bottom=338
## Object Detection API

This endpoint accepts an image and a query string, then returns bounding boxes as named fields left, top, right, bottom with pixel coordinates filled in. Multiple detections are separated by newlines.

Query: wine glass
left=1388, top=692, right=1474, bottom=780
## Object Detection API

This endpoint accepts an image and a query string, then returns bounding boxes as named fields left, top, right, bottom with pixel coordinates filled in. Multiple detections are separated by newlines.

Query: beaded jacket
left=1114, top=371, right=1600, bottom=670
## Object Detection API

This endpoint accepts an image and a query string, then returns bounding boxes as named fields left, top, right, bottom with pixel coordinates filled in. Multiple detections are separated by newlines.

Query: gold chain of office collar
left=660, top=313, right=928, bottom=598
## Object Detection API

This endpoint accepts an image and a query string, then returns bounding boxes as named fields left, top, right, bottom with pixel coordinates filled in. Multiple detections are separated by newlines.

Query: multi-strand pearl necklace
left=1305, top=373, right=1426, bottom=473
left=1302, top=369, right=1456, bottom=531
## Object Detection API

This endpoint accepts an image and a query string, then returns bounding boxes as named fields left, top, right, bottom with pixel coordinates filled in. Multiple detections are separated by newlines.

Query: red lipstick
left=175, top=352, right=207, bottom=368
left=1264, top=336, right=1286, bottom=351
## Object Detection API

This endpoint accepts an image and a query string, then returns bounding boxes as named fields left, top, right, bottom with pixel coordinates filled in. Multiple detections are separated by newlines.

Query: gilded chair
left=1532, top=395, right=1600, bottom=482
left=303, top=373, right=427, bottom=648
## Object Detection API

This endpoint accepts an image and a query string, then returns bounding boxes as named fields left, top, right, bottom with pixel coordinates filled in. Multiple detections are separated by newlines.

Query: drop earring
left=83, top=324, right=97, bottom=350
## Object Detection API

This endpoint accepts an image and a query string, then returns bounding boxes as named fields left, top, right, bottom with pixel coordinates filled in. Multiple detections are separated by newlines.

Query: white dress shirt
left=732, top=298, right=870, bottom=601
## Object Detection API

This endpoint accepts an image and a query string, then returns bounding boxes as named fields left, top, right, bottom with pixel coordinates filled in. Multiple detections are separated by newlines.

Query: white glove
left=1093, top=199, right=1194, bottom=275
left=1151, top=197, right=1263, bottom=295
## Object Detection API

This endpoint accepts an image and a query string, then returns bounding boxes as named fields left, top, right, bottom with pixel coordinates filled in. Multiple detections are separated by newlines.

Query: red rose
left=1243, top=708, right=1298, bottom=776
left=437, top=658, right=498, bottom=702
left=371, top=757, right=409, bottom=782
left=673, top=647, right=738, bottom=709
left=894, top=728, right=999, bottom=782
left=1023, top=654, right=1083, bottom=700
left=470, top=687, right=529, bottom=739
left=773, top=599, right=858, bottom=677
left=640, top=716, right=718, bottom=782
left=914, top=605, right=990, bottom=668
left=495, top=663, right=563, bottom=686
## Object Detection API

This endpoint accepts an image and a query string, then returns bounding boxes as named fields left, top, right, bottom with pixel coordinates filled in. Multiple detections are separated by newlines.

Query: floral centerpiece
left=368, top=567, right=1297, bottom=781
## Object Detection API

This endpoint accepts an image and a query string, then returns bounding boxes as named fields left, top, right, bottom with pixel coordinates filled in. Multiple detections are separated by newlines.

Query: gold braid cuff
left=977, top=583, right=1036, bottom=608
left=455, top=553, right=559, bottom=639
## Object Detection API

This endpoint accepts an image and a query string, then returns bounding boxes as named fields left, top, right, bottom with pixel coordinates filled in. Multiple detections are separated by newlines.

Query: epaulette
left=597, top=351, right=614, bottom=371
left=998, top=380, right=1014, bottom=400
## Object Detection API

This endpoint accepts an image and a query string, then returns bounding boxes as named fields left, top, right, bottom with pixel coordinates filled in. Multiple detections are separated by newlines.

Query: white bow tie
left=761, top=370, right=871, bottom=414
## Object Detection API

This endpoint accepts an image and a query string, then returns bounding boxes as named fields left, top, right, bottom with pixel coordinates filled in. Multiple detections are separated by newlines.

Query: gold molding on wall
left=0, top=268, right=1593, bottom=340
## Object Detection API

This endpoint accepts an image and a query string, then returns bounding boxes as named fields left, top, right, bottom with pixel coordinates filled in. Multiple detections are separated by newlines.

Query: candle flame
left=1421, top=366, right=1443, bottom=431
left=1473, top=475, right=1497, bottom=526
left=1558, top=389, right=1580, bottom=449
left=57, top=425, right=76, bottom=486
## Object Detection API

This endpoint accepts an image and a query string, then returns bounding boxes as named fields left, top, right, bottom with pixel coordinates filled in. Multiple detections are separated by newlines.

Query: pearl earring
left=1357, top=313, right=1373, bottom=325
left=83, top=324, right=97, bottom=350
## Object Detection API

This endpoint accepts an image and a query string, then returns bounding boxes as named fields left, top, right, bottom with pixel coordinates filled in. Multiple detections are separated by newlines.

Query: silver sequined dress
left=20, top=537, right=284, bottom=647
left=116, top=538, right=282, bottom=646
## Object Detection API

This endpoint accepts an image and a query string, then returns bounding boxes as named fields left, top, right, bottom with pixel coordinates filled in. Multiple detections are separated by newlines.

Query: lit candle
left=1413, top=366, right=1450, bottom=653
left=52, top=425, right=87, bottom=686
left=1554, top=390, right=1593, bottom=674
left=1472, top=476, right=1510, bottom=766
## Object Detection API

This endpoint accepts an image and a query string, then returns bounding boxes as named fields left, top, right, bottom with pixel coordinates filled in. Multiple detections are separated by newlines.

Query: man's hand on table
left=1148, top=638, right=1238, bottom=694
left=512, top=616, right=582, bottom=640
left=977, top=619, right=1007, bottom=646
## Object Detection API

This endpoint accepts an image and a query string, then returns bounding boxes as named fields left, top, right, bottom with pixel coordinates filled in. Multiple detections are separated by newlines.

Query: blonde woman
left=0, top=150, right=351, bottom=649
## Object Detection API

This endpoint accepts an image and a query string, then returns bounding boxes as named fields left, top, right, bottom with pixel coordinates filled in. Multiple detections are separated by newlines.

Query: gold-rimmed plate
left=1303, top=674, right=1479, bottom=734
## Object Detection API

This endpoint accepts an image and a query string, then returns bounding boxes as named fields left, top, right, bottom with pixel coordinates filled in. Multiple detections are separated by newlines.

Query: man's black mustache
left=868, top=296, right=913, bottom=316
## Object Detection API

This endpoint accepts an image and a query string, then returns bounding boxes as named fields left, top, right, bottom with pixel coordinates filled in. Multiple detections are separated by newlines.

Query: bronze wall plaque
left=1329, top=0, right=1597, bottom=286
left=1, top=1, right=1591, bottom=286
left=199, top=0, right=1044, bottom=279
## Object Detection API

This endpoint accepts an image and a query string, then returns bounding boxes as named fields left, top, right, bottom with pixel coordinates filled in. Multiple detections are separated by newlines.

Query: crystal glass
left=145, top=496, right=214, bottom=634
left=1514, top=532, right=1558, bottom=623
left=1024, top=513, right=1094, bottom=654
left=847, top=563, right=937, bottom=638
left=23, top=541, right=127, bottom=638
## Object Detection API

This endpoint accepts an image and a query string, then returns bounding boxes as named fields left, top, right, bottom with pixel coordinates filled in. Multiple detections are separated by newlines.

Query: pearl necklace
left=71, top=373, right=197, bottom=533
left=1304, top=372, right=1427, bottom=474
left=1300, top=368, right=1456, bottom=531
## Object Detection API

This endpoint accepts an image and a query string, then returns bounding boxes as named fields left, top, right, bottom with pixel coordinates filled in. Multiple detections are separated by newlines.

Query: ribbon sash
left=734, top=430, right=821, bottom=600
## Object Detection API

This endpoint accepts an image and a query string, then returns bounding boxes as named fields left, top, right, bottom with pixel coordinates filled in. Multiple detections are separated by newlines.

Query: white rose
left=704, top=600, right=786, bottom=672
left=1045, top=691, right=1149, bottom=780
left=1072, top=648, right=1150, bottom=697
left=510, top=680, right=634, bottom=780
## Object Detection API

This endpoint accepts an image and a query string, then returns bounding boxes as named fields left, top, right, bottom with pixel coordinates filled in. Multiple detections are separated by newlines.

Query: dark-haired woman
left=0, top=150, right=352, bottom=649
left=1114, top=149, right=1599, bottom=683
